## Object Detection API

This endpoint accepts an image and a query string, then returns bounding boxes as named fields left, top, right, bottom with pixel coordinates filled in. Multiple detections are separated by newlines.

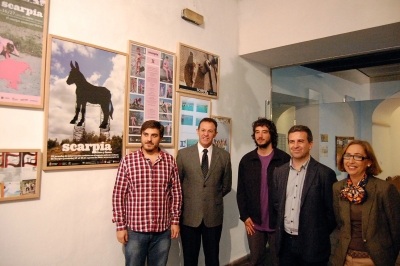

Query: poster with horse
left=43, top=35, right=127, bottom=170
left=0, top=0, right=49, bottom=108
left=177, top=43, right=219, bottom=99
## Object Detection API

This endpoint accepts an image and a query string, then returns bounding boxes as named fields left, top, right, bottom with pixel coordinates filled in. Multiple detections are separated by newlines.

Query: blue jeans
left=125, top=228, right=171, bottom=266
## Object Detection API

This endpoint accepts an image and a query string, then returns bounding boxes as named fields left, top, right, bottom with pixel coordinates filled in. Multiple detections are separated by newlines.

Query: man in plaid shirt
left=112, top=120, right=182, bottom=266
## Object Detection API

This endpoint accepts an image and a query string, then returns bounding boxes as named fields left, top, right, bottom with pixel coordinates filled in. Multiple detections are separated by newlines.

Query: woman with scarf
left=332, top=140, right=400, bottom=266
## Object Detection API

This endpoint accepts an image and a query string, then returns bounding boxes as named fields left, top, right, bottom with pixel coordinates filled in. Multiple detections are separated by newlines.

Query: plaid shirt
left=112, top=148, right=182, bottom=232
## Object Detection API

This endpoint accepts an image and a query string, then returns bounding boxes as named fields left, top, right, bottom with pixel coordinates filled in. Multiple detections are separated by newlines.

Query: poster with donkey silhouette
left=43, top=35, right=127, bottom=170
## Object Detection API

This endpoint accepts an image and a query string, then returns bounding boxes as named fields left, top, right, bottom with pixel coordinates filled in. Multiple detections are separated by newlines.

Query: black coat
left=237, top=148, right=290, bottom=227
left=272, top=157, right=337, bottom=263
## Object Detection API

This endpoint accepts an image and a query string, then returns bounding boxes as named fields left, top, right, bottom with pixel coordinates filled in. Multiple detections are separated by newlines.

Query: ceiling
left=301, top=49, right=400, bottom=78
left=240, top=22, right=400, bottom=79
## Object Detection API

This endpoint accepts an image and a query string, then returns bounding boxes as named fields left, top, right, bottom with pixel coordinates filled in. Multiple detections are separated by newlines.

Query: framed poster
left=0, top=149, right=41, bottom=202
left=43, top=35, right=127, bottom=170
left=211, top=116, right=231, bottom=153
left=321, top=134, right=328, bottom=142
left=177, top=93, right=211, bottom=151
left=127, top=41, right=175, bottom=147
left=335, top=136, right=354, bottom=165
left=0, top=0, right=49, bottom=108
left=177, top=43, right=219, bottom=99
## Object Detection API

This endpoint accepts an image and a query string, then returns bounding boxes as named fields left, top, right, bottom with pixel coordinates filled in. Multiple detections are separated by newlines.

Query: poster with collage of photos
left=127, top=41, right=175, bottom=147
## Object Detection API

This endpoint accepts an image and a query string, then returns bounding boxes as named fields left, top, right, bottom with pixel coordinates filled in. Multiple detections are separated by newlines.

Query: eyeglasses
left=343, top=154, right=368, bottom=161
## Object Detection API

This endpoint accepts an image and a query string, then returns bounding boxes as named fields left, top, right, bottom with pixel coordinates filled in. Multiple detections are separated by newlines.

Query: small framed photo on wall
left=335, top=136, right=354, bottom=165
left=211, top=116, right=232, bottom=153
left=177, top=93, right=211, bottom=152
left=0, top=149, right=41, bottom=202
left=177, top=43, right=219, bottom=99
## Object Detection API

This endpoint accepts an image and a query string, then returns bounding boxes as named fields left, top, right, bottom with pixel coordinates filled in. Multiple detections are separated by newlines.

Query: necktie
left=201, top=149, right=208, bottom=178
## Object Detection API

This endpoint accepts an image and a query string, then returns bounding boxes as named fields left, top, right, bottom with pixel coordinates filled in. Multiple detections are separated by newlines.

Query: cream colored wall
left=275, top=106, right=295, bottom=154
left=372, top=124, right=391, bottom=180
left=238, top=0, right=400, bottom=55
left=372, top=93, right=400, bottom=179
left=390, top=107, right=400, bottom=177
left=373, top=105, right=400, bottom=180
left=0, top=0, right=270, bottom=265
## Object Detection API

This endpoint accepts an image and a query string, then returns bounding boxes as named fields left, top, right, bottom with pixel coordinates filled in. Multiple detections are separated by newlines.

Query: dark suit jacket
left=332, top=176, right=400, bottom=266
left=237, top=148, right=290, bottom=227
left=272, top=157, right=337, bottom=263
left=176, top=144, right=232, bottom=227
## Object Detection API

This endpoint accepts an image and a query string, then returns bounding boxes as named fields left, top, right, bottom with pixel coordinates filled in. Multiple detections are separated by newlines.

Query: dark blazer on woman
left=272, top=157, right=337, bottom=263
left=332, top=176, right=400, bottom=266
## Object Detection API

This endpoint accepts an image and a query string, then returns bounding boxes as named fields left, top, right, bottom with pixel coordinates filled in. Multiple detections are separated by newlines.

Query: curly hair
left=251, top=118, right=278, bottom=148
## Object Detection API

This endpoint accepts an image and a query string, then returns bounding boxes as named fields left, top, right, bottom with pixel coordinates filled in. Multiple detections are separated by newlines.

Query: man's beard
left=142, top=142, right=158, bottom=152
left=255, top=139, right=271, bottom=149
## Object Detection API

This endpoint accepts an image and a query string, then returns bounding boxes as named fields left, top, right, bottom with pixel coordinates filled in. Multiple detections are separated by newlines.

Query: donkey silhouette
left=67, top=61, right=114, bottom=129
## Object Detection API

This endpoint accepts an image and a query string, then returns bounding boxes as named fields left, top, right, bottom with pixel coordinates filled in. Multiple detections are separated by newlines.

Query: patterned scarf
left=339, top=174, right=368, bottom=204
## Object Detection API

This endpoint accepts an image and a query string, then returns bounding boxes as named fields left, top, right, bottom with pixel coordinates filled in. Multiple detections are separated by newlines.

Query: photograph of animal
left=67, top=61, right=114, bottom=129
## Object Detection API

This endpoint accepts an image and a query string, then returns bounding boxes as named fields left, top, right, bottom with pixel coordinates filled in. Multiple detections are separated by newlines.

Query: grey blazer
left=272, top=157, right=337, bottom=263
left=176, top=144, right=232, bottom=227
left=332, top=176, right=400, bottom=266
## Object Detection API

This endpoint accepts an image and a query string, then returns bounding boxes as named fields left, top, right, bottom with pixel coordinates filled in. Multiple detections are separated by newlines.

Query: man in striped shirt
left=112, top=120, right=182, bottom=266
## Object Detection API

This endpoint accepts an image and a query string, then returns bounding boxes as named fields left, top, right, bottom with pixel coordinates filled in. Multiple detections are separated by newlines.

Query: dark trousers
left=247, top=230, right=279, bottom=266
left=279, top=232, right=328, bottom=266
left=180, top=221, right=222, bottom=266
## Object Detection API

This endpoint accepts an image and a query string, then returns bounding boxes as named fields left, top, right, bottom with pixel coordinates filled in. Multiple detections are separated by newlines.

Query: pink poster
left=127, top=42, right=175, bottom=147
left=0, top=0, right=48, bottom=108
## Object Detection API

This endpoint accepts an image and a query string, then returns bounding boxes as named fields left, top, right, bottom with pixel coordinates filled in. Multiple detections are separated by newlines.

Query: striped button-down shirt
left=284, top=157, right=310, bottom=235
left=112, top=149, right=182, bottom=232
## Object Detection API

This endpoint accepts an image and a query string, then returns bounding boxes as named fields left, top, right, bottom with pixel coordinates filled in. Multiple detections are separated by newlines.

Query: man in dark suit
left=177, top=117, right=232, bottom=266
left=272, top=125, right=337, bottom=266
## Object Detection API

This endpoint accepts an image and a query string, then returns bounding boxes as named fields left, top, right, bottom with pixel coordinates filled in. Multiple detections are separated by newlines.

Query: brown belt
left=347, top=249, right=370, bottom=258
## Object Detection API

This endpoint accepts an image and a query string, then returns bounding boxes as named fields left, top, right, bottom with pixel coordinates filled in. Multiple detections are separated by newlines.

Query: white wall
left=238, top=0, right=400, bottom=55
left=0, top=0, right=271, bottom=265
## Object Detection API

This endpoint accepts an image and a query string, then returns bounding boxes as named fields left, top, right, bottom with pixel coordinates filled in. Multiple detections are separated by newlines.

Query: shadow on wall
left=221, top=189, right=240, bottom=264
left=214, top=57, right=267, bottom=153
